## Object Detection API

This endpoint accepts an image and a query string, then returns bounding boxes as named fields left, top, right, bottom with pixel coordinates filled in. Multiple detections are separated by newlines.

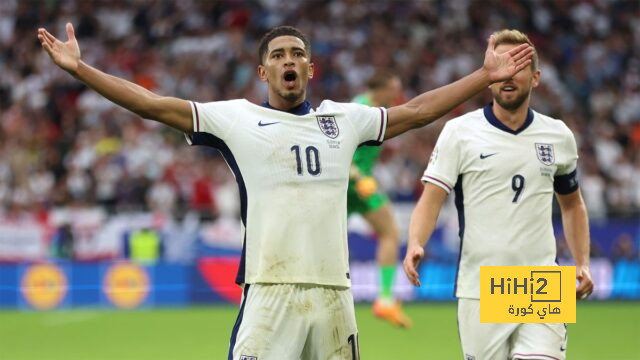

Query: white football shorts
left=458, top=298, right=567, bottom=360
left=229, top=283, right=359, bottom=360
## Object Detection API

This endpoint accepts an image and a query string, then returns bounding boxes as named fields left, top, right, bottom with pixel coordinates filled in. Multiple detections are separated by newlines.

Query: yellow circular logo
left=103, top=262, right=150, bottom=309
left=21, top=263, right=68, bottom=310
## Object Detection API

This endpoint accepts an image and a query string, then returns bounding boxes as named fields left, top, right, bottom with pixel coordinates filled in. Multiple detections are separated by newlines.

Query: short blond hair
left=492, top=29, right=538, bottom=70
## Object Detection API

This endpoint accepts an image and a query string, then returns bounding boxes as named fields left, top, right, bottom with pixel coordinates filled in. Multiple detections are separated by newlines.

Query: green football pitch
left=1, top=302, right=638, bottom=359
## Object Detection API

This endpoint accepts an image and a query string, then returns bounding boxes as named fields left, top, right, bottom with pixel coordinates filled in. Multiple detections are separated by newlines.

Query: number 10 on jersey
left=291, top=145, right=321, bottom=176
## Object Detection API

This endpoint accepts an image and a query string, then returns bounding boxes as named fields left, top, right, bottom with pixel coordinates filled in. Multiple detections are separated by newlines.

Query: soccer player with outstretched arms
left=38, top=23, right=532, bottom=359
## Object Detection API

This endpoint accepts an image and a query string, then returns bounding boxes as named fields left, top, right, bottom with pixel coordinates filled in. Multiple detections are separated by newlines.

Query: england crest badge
left=316, top=115, right=339, bottom=139
left=535, top=143, right=555, bottom=165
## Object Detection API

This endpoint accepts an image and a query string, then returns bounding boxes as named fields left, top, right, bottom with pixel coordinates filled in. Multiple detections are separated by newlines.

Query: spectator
left=0, top=0, right=637, bottom=219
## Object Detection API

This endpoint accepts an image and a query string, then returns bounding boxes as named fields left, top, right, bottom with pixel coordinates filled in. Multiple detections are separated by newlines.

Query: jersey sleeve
left=421, top=122, right=461, bottom=193
left=342, top=103, right=387, bottom=145
left=554, top=128, right=579, bottom=194
left=185, top=100, right=237, bottom=145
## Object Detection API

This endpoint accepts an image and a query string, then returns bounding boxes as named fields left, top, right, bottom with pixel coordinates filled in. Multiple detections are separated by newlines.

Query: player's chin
left=495, top=94, right=526, bottom=111
left=279, top=88, right=304, bottom=103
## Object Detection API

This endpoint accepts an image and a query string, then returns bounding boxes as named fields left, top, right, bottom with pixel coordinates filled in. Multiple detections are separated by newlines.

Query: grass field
left=1, top=302, right=639, bottom=359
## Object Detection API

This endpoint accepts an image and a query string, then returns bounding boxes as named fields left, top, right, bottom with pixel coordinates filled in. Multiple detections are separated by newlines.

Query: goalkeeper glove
left=355, top=176, right=378, bottom=199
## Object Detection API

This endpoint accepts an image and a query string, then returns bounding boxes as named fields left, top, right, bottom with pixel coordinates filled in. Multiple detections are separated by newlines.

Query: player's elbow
left=557, top=190, right=586, bottom=213
left=127, top=98, right=155, bottom=120
left=404, top=102, right=440, bottom=130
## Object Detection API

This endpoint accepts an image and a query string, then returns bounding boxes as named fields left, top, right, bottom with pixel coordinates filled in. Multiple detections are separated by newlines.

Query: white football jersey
left=187, top=99, right=387, bottom=287
left=423, top=104, right=579, bottom=299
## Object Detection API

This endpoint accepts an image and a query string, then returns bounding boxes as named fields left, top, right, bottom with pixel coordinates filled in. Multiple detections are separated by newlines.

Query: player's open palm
left=37, top=23, right=80, bottom=74
left=483, top=35, right=533, bottom=83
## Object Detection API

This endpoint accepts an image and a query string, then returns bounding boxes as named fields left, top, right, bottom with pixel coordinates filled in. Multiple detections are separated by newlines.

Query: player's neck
left=267, top=92, right=306, bottom=112
left=492, top=102, right=530, bottom=131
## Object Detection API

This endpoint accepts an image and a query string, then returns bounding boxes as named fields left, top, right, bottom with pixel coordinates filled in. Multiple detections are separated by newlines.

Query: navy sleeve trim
left=358, top=140, right=382, bottom=147
left=554, top=169, right=579, bottom=194
left=376, top=107, right=385, bottom=142
left=193, top=101, right=200, bottom=132
left=423, top=175, right=453, bottom=192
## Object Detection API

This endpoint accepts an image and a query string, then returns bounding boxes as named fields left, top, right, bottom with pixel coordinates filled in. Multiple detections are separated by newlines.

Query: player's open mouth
left=501, top=85, right=516, bottom=93
left=283, top=70, right=297, bottom=89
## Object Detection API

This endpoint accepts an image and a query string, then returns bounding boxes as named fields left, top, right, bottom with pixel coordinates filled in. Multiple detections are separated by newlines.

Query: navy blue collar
left=261, top=100, right=312, bottom=116
left=483, top=102, right=534, bottom=135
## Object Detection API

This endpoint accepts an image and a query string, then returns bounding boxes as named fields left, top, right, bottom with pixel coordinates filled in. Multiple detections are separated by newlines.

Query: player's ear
left=257, top=64, right=268, bottom=82
left=308, top=62, right=314, bottom=79
left=531, top=69, right=541, bottom=88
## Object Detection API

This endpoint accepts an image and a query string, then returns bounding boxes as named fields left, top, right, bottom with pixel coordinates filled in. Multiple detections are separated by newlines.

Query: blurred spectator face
left=258, top=36, right=314, bottom=104
left=372, top=77, right=402, bottom=108
left=489, top=44, right=540, bottom=111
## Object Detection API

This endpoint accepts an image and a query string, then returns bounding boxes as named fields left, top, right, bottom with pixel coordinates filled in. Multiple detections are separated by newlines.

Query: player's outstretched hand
left=403, top=244, right=424, bottom=287
left=483, top=35, right=534, bottom=83
left=37, top=23, right=81, bottom=75
left=576, top=265, right=594, bottom=300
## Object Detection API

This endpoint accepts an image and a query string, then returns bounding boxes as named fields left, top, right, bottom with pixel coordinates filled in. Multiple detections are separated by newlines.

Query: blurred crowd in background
left=0, top=0, right=639, bottom=222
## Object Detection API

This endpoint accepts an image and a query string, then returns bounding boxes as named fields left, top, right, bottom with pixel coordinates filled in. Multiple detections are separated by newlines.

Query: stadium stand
left=0, top=0, right=638, bottom=220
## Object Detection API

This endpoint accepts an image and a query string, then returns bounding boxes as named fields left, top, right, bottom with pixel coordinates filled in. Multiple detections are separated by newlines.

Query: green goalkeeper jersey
left=347, top=93, right=388, bottom=215
left=351, top=93, right=383, bottom=176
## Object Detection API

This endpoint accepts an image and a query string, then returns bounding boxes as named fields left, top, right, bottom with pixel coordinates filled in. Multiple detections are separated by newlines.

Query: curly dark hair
left=258, top=26, right=311, bottom=65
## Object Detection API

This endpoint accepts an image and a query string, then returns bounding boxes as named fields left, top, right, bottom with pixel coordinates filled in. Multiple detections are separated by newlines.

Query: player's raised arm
left=556, top=190, right=594, bottom=300
left=384, top=36, right=534, bottom=140
left=403, top=183, right=448, bottom=287
left=37, top=23, right=192, bottom=133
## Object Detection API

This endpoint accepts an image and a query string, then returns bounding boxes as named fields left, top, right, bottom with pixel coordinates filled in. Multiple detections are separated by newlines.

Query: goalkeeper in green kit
left=348, top=71, right=411, bottom=328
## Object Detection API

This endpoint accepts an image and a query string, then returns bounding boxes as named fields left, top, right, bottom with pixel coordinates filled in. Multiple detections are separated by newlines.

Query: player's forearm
left=385, top=68, right=490, bottom=139
left=408, top=197, right=440, bottom=249
left=409, top=184, right=448, bottom=248
left=561, top=199, right=591, bottom=267
left=406, top=68, right=490, bottom=127
left=72, top=61, right=162, bottom=120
